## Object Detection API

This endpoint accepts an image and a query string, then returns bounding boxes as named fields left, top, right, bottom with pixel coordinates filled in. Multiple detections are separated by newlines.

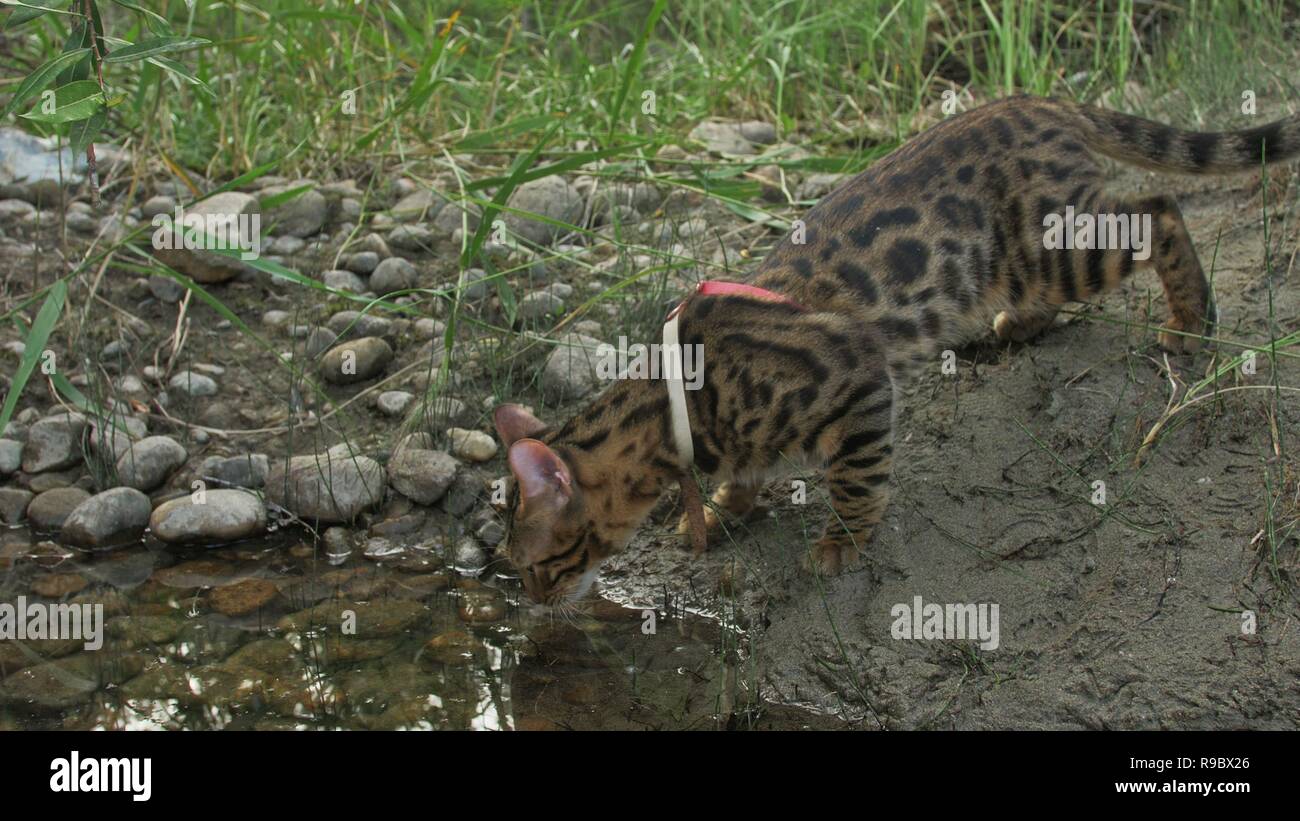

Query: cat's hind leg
left=1127, top=194, right=1216, bottom=353
left=804, top=393, right=894, bottom=575
left=1043, top=190, right=1214, bottom=354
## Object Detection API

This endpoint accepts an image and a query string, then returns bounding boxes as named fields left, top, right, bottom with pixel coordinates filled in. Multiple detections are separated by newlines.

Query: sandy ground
left=601, top=166, right=1300, bottom=729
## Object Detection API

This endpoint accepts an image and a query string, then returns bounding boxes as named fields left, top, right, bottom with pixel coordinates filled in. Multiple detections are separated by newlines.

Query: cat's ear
left=494, top=403, right=548, bottom=448
left=507, top=439, right=572, bottom=511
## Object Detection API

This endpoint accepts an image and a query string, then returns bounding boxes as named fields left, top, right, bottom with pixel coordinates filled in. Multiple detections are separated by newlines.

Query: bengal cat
left=493, top=95, right=1300, bottom=604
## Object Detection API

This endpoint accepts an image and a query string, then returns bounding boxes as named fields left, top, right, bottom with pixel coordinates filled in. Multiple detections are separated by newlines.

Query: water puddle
left=0, top=526, right=839, bottom=730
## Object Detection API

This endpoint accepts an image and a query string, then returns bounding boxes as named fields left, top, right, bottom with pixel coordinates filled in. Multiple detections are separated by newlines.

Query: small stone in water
left=60, top=487, right=152, bottom=548
left=30, top=573, right=88, bottom=598
left=0, top=487, right=33, bottom=524
left=322, top=527, right=352, bottom=560
left=425, top=630, right=478, bottom=664
left=364, top=537, right=404, bottom=560
left=198, top=453, right=270, bottom=489
left=453, top=538, right=488, bottom=572
left=475, top=519, right=505, bottom=547
left=457, top=593, right=506, bottom=624
left=208, top=579, right=280, bottom=617
left=148, top=488, right=267, bottom=544
left=26, top=487, right=90, bottom=531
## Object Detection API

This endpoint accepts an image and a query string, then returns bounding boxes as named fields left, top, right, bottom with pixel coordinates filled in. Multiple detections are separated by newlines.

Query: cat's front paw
left=993, top=309, right=1056, bottom=343
left=676, top=505, right=723, bottom=549
left=1158, top=308, right=1215, bottom=354
left=802, top=535, right=862, bottom=576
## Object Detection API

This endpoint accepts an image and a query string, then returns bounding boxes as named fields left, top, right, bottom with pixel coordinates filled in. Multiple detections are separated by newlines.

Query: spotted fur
left=495, top=95, right=1300, bottom=603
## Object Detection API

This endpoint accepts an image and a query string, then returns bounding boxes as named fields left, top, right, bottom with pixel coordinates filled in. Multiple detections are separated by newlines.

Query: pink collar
left=666, top=280, right=806, bottom=321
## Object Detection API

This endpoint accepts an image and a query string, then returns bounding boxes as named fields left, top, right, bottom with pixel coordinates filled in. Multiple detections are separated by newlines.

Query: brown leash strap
left=678, top=469, right=708, bottom=556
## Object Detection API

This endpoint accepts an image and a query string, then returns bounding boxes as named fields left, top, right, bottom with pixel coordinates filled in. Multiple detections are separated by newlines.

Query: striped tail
left=1063, top=101, right=1300, bottom=175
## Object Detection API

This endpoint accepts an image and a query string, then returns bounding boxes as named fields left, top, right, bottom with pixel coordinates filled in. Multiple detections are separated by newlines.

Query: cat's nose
left=522, top=566, right=548, bottom=603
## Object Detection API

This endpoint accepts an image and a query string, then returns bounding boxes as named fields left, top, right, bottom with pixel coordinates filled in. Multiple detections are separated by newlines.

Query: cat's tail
left=1059, top=100, right=1300, bottom=175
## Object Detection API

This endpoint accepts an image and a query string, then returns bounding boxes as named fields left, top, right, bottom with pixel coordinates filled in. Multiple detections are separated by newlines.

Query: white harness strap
left=660, top=281, right=802, bottom=556
left=663, top=306, right=707, bottom=555
left=662, top=308, right=694, bottom=467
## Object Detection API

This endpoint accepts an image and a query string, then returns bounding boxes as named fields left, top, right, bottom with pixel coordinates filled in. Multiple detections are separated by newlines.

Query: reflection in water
left=0, top=526, right=839, bottom=731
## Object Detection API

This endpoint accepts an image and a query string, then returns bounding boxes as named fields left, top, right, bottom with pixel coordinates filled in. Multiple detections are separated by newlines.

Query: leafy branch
left=2, top=0, right=211, bottom=204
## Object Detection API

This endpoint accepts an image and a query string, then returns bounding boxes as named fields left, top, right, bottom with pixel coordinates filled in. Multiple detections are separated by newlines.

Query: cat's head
left=492, top=404, right=602, bottom=605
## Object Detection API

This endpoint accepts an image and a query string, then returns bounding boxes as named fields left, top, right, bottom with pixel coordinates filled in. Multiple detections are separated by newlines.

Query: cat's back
left=752, top=96, right=1099, bottom=365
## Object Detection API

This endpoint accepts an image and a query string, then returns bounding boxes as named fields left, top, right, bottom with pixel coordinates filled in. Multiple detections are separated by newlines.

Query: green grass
left=6, top=1, right=1293, bottom=176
